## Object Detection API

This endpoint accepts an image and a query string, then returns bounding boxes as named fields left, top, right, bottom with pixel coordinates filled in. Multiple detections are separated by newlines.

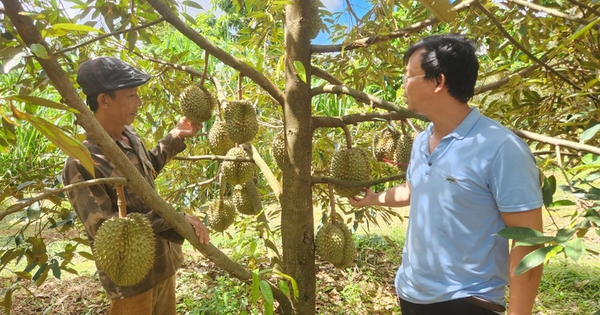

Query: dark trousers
left=399, top=297, right=500, bottom=315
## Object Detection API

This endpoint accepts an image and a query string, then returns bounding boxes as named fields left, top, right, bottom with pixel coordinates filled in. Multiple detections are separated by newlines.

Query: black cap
left=76, top=57, right=151, bottom=96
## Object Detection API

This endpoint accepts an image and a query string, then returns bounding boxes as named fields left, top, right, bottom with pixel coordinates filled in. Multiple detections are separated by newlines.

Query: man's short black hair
left=86, top=91, right=116, bottom=112
left=404, top=34, right=479, bottom=103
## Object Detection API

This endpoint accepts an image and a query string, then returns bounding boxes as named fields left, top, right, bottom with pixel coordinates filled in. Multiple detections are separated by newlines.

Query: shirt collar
left=431, top=107, right=481, bottom=140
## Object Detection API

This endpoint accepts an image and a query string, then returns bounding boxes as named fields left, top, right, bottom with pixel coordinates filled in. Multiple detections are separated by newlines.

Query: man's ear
left=434, top=74, right=446, bottom=93
left=97, top=93, right=107, bottom=106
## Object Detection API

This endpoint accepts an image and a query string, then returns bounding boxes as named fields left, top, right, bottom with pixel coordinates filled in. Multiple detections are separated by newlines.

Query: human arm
left=348, top=182, right=411, bottom=208
left=501, top=208, right=544, bottom=315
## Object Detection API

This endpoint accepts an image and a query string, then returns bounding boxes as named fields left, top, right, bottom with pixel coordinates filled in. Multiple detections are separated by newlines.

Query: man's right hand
left=348, top=188, right=375, bottom=208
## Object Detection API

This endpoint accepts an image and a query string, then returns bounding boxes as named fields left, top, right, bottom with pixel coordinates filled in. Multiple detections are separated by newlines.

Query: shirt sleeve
left=489, top=135, right=543, bottom=212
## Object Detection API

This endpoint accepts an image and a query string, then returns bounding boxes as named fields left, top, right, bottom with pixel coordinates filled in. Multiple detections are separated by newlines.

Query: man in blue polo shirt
left=349, top=34, right=543, bottom=315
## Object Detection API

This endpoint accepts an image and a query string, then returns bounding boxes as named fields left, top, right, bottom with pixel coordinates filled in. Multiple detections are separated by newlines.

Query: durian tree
left=1, top=0, right=600, bottom=314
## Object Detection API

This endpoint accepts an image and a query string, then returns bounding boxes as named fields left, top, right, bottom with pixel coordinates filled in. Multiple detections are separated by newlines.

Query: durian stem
left=199, top=50, right=209, bottom=86
left=237, top=75, right=243, bottom=100
left=115, top=185, right=127, bottom=218
left=341, top=125, right=352, bottom=149
left=328, top=183, right=336, bottom=223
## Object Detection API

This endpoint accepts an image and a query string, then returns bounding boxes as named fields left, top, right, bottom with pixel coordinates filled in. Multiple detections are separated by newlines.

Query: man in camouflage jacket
left=62, top=57, right=209, bottom=315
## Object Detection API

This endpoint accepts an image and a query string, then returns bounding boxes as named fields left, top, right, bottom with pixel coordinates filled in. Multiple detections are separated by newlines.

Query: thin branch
left=173, top=155, right=253, bottom=162
left=567, top=0, right=600, bottom=17
left=472, top=1, right=599, bottom=103
left=311, top=66, right=343, bottom=85
left=200, top=50, right=209, bottom=86
left=475, top=63, right=541, bottom=94
left=342, top=124, right=352, bottom=149
left=54, top=18, right=165, bottom=55
left=311, top=0, right=477, bottom=53
left=512, top=129, right=600, bottom=155
left=506, top=0, right=589, bottom=24
left=343, top=0, right=360, bottom=22
left=312, top=112, right=426, bottom=130
left=312, top=173, right=406, bottom=186
left=311, top=84, right=428, bottom=121
left=0, top=177, right=127, bottom=221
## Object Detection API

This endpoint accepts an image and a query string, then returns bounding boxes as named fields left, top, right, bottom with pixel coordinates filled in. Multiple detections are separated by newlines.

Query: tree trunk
left=282, top=1, right=316, bottom=314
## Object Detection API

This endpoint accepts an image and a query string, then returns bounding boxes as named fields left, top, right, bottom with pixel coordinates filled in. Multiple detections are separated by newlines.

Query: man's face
left=403, top=49, right=435, bottom=113
left=103, top=87, right=142, bottom=125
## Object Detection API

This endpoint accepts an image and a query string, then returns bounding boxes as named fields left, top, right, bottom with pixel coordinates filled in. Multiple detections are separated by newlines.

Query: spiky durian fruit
left=372, top=127, right=400, bottom=161
left=315, top=221, right=356, bottom=268
left=271, top=131, right=285, bottom=169
left=208, top=120, right=234, bottom=156
left=223, top=100, right=259, bottom=144
left=179, top=84, right=216, bottom=123
left=310, top=0, right=325, bottom=40
left=394, top=134, right=414, bottom=168
left=231, top=184, right=255, bottom=215
left=206, top=198, right=235, bottom=232
left=330, top=148, right=371, bottom=197
left=221, top=147, right=255, bottom=185
left=93, top=213, right=155, bottom=287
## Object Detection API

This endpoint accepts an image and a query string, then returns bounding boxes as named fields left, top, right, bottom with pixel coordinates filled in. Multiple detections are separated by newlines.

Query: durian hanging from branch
left=315, top=183, right=356, bottom=269
left=93, top=185, right=155, bottom=287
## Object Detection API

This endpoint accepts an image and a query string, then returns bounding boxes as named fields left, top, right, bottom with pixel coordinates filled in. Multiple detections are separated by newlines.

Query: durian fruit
left=206, top=198, right=235, bottom=232
left=231, top=184, right=255, bottom=215
left=310, top=0, right=325, bottom=40
left=271, top=131, right=285, bottom=169
left=93, top=212, right=155, bottom=287
left=224, top=100, right=258, bottom=144
left=315, top=221, right=356, bottom=268
left=208, top=120, right=234, bottom=156
left=221, top=147, right=255, bottom=185
left=394, top=134, right=414, bottom=168
left=372, top=127, right=400, bottom=161
left=179, top=84, right=216, bottom=123
left=330, top=148, right=371, bottom=197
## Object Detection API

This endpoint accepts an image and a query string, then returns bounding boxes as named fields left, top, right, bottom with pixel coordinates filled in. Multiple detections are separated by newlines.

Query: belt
left=463, top=296, right=506, bottom=312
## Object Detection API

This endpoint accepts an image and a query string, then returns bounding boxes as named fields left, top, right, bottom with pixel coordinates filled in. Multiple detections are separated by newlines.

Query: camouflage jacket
left=62, top=125, right=186, bottom=300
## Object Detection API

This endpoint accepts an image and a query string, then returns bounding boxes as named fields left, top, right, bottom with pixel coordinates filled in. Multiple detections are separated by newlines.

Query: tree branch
left=173, top=155, right=253, bottom=162
left=472, top=1, right=599, bottom=103
left=0, top=177, right=127, bottom=221
left=512, top=129, right=600, bottom=155
left=475, top=63, right=540, bottom=94
left=506, top=0, right=589, bottom=24
left=311, top=0, right=477, bottom=53
left=312, top=111, right=426, bottom=129
left=146, top=0, right=285, bottom=106
left=311, top=84, right=429, bottom=121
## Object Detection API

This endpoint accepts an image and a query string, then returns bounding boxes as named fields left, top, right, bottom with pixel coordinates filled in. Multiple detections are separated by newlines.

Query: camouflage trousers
left=109, top=275, right=176, bottom=315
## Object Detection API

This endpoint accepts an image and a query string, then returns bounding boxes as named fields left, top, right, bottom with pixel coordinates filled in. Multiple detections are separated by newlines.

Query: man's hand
left=348, top=188, right=375, bottom=208
left=171, top=117, right=202, bottom=139
left=184, top=214, right=210, bottom=245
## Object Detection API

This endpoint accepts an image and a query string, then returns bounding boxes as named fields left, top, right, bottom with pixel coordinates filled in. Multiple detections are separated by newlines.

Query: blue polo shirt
left=396, top=108, right=543, bottom=306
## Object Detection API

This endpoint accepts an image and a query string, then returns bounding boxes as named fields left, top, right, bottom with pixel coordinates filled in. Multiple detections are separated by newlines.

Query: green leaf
left=30, top=43, right=50, bottom=60
left=10, top=95, right=79, bottom=113
left=273, top=269, right=299, bottom=300
left=49, top=258, right=61, bottom=279
left=259, top=280, right=274, bottom=305
left=514, top=245, right=563, bottom=275
left=548, top=200, right=576, bottom=208
left=11, top=105, right=95, bottom=177
left=581, top=124, right=600, bottom=142
left=564, top=238, right=584, bottom=261
left=0, top=288, right=13, bottom=315
left=251, top=273, right=260, bottom=303
left=555, top=228, right=576, bottom=244
left=51, top=23, right=103, bottom=34
left=514, top=236, right=555, bottom=247
left=497, top=226, right=544, bottom=241
left=182, top=1, right=204, bottom=9
left=278, top=280, right=290, bottom=298
left=293, top=60, right=307, bottom=83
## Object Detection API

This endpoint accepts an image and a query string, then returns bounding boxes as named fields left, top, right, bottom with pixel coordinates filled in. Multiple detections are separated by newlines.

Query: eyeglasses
left=401, top=74, right=427, bottom=84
